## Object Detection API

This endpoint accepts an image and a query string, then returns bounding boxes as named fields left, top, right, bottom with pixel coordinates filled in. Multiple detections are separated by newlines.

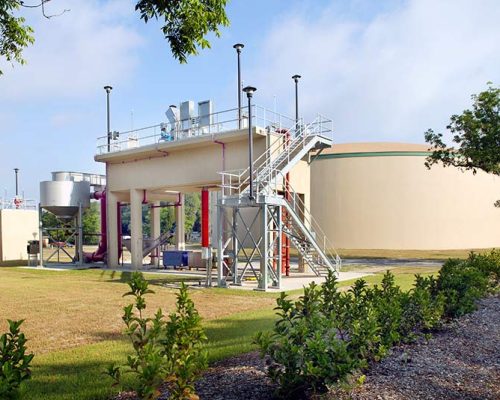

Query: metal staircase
left=220, top=116, right=341, bottom=278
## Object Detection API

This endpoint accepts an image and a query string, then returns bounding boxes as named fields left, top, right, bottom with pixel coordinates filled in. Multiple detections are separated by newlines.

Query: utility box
left=27, top=240, right=40, bottom=255
left=162, top=250, right=188, bottom=269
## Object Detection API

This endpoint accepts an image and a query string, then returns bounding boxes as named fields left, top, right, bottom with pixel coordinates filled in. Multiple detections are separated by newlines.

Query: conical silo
left=40, top=180, right=90, bottom=221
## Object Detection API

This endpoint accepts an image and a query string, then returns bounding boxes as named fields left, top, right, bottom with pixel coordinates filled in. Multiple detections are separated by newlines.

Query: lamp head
left=233, top=43, right=244, bottom=52
left=242, top=86, right=257, bottom=97
left=104, top=85, right=113, bottom=93
left=292, top=74, right=301, bottom=83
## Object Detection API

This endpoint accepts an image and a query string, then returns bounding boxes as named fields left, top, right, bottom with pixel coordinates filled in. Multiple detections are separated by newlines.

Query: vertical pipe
left=38, top=203, right=43, bottom=268
left=243, top=86, right=257, bottom=199
left=78, top=203, right=83, bottom=266
left=201, top=188, right=209, bottom=248
left=292, top=75, right=301, bottom=129
left=248, top=97, right=254, bottom=199
left=233, top=44, right=244, bottom=129
left=14, top=168, right=19, bottom=196
left=104, top=86, right=112, bottom=152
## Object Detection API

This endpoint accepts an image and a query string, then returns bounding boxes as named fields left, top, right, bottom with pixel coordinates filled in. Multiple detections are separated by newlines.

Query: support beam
left=150, top=201, right=161, bottom=266
left=259, top=204, right=269, bottom=291
left=130, top=189, right=143, bottom=268
left=107, top=190, right=119, bottom=268
left=175, top=193, right=185, bottom=250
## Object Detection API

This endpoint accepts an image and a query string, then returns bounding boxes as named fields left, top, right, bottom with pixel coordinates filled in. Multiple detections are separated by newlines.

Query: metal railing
left=281, top=177, right=341, bottom=269
left=95, top=105, right=296, bottom=155
left=0, top=198, right=37, bottom=210
left=219, top=113, right=340, bottom=273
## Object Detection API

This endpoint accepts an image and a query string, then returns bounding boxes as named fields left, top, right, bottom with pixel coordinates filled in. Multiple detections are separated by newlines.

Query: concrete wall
left=310, top=142, right=500, bottom=250
left=0, top=209, right=39, bottom=264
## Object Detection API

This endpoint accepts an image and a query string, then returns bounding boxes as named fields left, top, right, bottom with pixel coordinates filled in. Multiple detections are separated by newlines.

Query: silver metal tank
left=40, top=181, right=90, bottom=221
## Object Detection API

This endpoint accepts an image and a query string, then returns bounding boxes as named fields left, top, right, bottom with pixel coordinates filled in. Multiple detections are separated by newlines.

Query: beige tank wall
left=311, top=154, right=500, bottom=250
left=0, top=209, right=39, bottom=263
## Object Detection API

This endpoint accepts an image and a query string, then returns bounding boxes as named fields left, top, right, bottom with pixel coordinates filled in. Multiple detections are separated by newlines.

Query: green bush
left=256, top=250, right=500, bottom=398
left=106, top=272, right=206, bottom=400
left=0, top=320, right=34, bottom=400
left=437, top=257, right=489, bottom=318
left=161, top=284, right=207, bottom=400
left=399, top=275, right=444, bottom=340
left=254, top=281, right=358, bottom=399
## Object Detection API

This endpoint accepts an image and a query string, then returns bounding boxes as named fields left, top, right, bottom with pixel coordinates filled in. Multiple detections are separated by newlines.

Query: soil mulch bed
left=341, top=295, right=500, bottom=400
left=115, top=295, right=499, bottom=400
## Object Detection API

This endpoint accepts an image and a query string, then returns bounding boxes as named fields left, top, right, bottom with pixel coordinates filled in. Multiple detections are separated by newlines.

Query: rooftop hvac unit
left=180, top=100, right=195, bottom=131
left=198, top=100, right=213, bottom=130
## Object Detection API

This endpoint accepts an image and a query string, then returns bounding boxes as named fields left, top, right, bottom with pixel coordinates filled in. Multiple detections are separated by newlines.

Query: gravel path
left=115, top=295, right=499, bottom=400
left=342, top=295, right=500, bottom=400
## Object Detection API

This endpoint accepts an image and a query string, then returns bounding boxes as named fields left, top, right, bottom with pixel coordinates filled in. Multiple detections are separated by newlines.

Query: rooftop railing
left=95, top=105, right=297, bottom=156
left=0, top=198, right=37, bottom=210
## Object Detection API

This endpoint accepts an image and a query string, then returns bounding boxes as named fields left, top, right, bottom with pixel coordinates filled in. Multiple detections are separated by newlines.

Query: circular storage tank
left=310, top=142, right=500, bottom=250
left=40, top=181, right=90, bottom=221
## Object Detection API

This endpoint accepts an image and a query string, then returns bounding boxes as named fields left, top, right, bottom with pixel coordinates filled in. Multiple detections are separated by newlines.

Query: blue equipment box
left=162, top=251, right=189, bottom=268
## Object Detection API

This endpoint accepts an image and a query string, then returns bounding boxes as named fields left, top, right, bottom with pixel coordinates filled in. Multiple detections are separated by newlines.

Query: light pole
left=233, top=43, right=244, bottom=129
left=14, top=168, right=19, bottom=197
left=104, top=85, right=113, bottom=152
left=292, top=75, right=301, bottom=128
left=243, top=86, right=257, bottom=200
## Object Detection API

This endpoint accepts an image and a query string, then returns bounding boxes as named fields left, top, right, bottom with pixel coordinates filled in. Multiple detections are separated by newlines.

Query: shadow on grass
left=97, top=270, right=202, bottom=289
left=22, top=359, right=131, bottom=400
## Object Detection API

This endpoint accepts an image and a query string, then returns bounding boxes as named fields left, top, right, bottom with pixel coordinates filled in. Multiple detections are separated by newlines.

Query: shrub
left=257, top=250, right=500, bottom=398
left=254, top=274, right=386, bottom=398
left=161, top=283, right=207, bottom=400
left=0, top=320, right=34, bottom=400
left=255, top=282, right=357, bottom=399
left=107, top=273, right=206, bottom=400
left=437, top=257, right=489, bottom=318
left=106, top=272, right=166, bottom=399
left=399, top=275, right=444, bottom=340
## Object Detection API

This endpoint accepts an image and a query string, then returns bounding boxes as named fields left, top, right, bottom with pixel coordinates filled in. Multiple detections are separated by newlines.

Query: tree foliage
left=0, top=0, right=229, bottom=75
left=425, top=84, right=500, bottom=176
left=0, top=0, right=35, bottom=75
left=135, top=0, right=229, bottom=63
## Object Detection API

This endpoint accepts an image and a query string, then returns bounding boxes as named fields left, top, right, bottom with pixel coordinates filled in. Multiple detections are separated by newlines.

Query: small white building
left=0, top=205, right=39, bottom=265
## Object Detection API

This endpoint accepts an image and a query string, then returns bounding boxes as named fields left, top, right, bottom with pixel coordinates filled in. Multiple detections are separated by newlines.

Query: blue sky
left=1, top=0, right=499, bottom=200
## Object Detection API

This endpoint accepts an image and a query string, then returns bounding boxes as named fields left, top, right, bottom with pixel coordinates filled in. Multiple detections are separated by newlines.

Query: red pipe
left=84, top=191, right=107, bottom=262
left=277, top=129, right=291, bottom=276
left=201, top=188, right=209, bottom=247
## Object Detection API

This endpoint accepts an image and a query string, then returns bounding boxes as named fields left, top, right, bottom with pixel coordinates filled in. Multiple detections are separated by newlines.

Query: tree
left=82, top=202, right=100, bottom=245
left=0, top=0, right=229, bottom=75
left=424, top=84, right=500, bottom=206
left=135, top=0, right=229, bottom=63
left=0, top=0, right=34, bottom=75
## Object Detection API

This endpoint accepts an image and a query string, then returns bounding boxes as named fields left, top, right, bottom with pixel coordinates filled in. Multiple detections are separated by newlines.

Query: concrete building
left=310, top=142, right=500, bottom=250
left=0, top=208, right=39, bottom=265
left=94, top=104, right=314, bottom=272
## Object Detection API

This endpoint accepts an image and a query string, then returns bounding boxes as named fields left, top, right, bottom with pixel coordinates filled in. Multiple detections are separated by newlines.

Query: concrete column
left=150, top=201, right=161, bottom=266
left=175, top=193, right=185, bottom=250
left=107, top=190, right=119, bottom=268
left=130, top=189, right=143, bottom=269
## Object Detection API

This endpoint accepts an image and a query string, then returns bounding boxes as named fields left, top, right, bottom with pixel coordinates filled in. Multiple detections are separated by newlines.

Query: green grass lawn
left=0, top=265, right=441, bottom=400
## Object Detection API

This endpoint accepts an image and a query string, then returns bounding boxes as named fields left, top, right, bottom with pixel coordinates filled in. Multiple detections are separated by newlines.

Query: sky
left=0, top=0, right=499, bottom=200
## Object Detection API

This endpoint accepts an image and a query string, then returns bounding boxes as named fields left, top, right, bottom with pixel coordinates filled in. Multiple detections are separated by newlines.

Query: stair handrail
left=221, top=115, right=332, bottom=197
left=275, top=170, right=341, bottom=267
